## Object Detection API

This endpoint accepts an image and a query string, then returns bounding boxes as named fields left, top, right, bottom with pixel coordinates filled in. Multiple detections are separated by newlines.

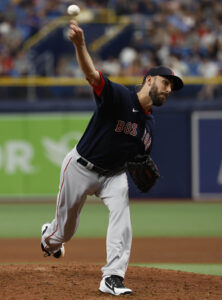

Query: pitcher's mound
left=0, top=263, right=222, bottom=300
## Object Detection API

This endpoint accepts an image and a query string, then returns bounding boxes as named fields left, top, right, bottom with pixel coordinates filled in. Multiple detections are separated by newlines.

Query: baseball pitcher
left=40, top=20, right=184, bottom=296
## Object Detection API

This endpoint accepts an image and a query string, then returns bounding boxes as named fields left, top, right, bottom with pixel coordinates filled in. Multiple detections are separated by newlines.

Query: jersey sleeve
left=90, top=70, right=126, bottom=109
left=90, top=70, right=106, bottom=98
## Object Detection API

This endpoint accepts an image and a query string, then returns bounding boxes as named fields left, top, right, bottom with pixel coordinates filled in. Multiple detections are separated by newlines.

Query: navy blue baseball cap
left=143, top=66, right=184, bottom=91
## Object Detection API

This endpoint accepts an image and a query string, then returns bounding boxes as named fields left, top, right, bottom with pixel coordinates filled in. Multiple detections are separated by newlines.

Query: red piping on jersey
left=44, top=156, right=73, bottom=245
left=91, top=70, right=105, bottom=96
left=146, top=109, right=152, bottom=115
left=139, top=102, right=152, bottom=115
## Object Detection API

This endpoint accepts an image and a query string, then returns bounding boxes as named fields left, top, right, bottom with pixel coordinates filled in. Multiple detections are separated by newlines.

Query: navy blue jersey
left=77, top=72, right=155, bottom=170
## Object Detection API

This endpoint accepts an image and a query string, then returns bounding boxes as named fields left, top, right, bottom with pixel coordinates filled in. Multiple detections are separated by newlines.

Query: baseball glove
left=127, top=155, right=160, bottom=193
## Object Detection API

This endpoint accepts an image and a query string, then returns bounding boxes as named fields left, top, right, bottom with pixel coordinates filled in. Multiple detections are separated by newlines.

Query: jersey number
left=115, top=120, right=138, bottom=136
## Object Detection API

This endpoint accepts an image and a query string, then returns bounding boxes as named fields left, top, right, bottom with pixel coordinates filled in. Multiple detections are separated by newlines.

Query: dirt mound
left=1, top=237, right=222, bottom=299
left=0, top=263, right=222, bottom=300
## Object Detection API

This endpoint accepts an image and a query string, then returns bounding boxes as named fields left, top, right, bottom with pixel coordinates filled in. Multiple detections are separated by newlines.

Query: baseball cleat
left=99, top=275, right=132, bottom=296
left=52, top=243, right=65, bottom=258
left=41, top=223, right=51, bottom=236
left=41, top=223, right=65, bottom=259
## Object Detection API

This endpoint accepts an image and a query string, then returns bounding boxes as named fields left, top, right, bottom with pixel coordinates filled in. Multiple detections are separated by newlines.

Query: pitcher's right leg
left=41, top=148, right=99, bottom=257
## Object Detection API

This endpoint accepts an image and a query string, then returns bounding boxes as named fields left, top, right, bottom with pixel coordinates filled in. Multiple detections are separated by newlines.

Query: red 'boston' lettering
left=130, top=123, right=138, bottom=136
left=115, top=120, right=138, bottom=136
left=115, top=120, right=125, bottom=132
left=124, top=122, right=132, bottom=134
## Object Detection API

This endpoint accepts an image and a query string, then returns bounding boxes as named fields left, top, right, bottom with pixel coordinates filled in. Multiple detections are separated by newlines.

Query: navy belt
left=77, top=157, right=126, bottom=177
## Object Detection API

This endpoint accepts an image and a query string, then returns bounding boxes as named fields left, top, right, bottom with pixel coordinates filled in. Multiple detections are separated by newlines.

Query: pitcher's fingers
left=70, top=23, right=82, bottom=34
left=70, top=20, right=78, bottom=26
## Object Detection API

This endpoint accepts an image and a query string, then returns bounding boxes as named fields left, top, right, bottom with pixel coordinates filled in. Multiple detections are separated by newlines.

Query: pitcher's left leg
left=99, top=172, right=132, bottom=279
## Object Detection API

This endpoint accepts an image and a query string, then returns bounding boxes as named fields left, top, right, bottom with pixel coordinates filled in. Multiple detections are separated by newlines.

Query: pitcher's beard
left=149, top=85, right=167, bottom=106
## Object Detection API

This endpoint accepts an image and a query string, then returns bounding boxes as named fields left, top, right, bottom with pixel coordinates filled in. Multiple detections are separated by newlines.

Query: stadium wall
left=0, top=99, right=222, bottom=200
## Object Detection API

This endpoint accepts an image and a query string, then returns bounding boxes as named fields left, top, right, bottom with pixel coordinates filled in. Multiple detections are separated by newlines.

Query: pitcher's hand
left=69, top=20, right=85, bottom=47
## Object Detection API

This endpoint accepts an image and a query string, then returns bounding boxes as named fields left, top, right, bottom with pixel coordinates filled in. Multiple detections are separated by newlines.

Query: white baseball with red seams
left=67, top=4, right=80, bottom=16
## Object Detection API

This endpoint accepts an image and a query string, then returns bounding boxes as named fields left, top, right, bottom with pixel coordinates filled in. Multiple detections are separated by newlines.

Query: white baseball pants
left=41, top=147, right=132, bottom=279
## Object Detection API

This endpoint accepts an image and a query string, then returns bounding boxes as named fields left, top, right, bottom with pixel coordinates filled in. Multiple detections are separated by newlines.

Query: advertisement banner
left=0, top=113, right=91, bottom=197
left=192, top=111, right=222, bottom=200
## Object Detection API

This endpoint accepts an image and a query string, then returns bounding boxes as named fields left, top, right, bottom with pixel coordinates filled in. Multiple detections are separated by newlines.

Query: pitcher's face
left=149, top=76, right=172, bottom=106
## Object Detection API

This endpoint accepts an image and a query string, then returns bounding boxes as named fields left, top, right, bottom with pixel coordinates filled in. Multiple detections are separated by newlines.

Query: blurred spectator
left=119, top=46, right=138, bottom=68
left=0, top=49, right=14, bottom=76
left=55, top=56, right=76, bottom=77
left=11, top=50, right=31, bottom=76
left=167, top=54, right=189, bottom=77
left=197, top=57, right=220, bottom=100
left=101, top=56, right=121, bottom=76
left=0, top=0, right=222, bottom=97
left=121, top=55, right=143, bottom=76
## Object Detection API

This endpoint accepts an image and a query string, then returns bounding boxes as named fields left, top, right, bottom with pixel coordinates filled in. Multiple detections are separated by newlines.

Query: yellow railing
left=0, top=76, right=222, bottom=86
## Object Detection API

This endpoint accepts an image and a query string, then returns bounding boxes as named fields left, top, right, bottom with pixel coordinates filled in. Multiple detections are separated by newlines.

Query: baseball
left=67, top=4, right=80, bottom=16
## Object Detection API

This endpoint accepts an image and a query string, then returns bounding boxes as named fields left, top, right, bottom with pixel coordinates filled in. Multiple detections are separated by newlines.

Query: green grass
left=132, top=263, right=222, bottom=276
left=1, top=201, right=222, bottom=276
left=0, top=201, right=222, bottom=238
left=130, top=202, right=222, bottom=237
